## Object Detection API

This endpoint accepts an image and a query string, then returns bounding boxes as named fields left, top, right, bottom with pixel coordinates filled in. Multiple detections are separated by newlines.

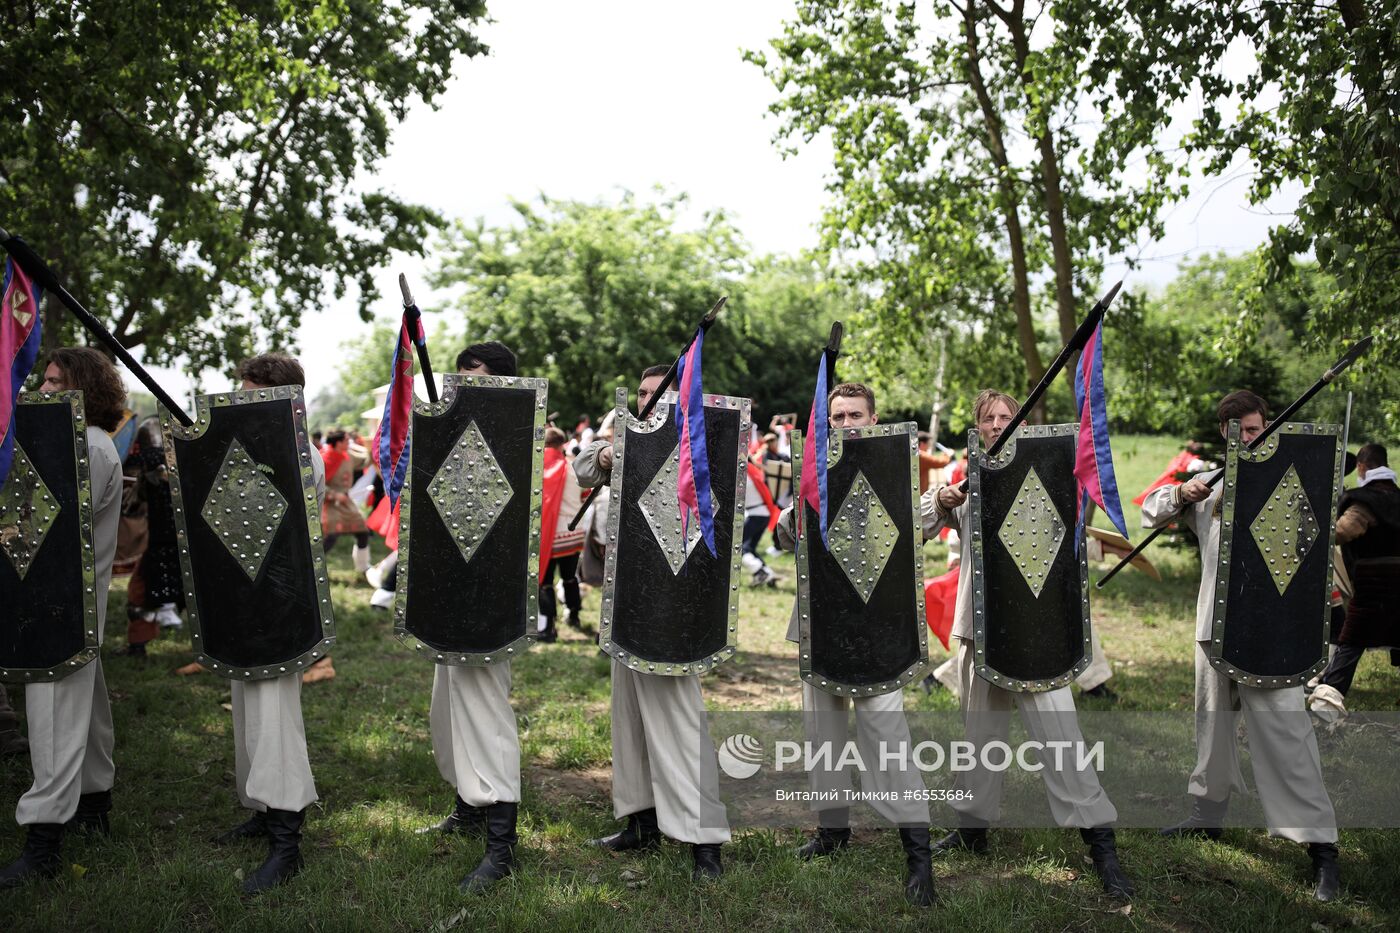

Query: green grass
left=2, top=435, right=1397, bottom=930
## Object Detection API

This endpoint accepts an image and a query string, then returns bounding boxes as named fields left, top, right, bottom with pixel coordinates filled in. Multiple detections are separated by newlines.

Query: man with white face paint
left=573, top=363, right=732, bottom=882
left=1143, top=389, right=1339, bottom=901
left=926, top=389, right=1132, bottom=900
left=774, top=381, right=938, bottom=907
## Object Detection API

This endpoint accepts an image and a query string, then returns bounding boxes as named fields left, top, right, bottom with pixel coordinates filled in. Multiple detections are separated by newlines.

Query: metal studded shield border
left=1209, top=421, right=1344, bottom=687
left=968, top=424, right=1092, bottom=693
left=0, top=392, right=100, bottom=683
left=597, top=388, right=750, bottom=675
left=793, top=422, right=928, bottom=697
left=393, top=374, right=548, bottom=665
left=164, top=386, right=336, bottom=680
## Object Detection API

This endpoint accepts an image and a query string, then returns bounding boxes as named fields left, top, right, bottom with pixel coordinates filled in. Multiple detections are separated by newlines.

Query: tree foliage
left=745, top=0, right=1186, bottom=413
left=1067, top=0, right=1400, bottom=428
left=0, top=0, right=488, bottom=373
left=1106, top=252, right=1396, bottom=448
left=429, top=193, right=842, bottom=427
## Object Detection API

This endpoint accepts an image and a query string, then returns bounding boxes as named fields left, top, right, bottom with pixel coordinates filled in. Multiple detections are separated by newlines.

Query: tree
left=745, top=0, right=1184, bottom=415
left=1105, top=251, right=1397, bottom=447
left=429, top=193, right=842, bottom=426
left=1067, top=0, right=1400, bottom=428
left=0, top=0, right=487, bottom=374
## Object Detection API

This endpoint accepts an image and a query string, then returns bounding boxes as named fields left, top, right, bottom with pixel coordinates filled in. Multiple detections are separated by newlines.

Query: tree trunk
left=963, top=1, right=1046, bottom=419
left=997, top=0, right=1077, bottom=346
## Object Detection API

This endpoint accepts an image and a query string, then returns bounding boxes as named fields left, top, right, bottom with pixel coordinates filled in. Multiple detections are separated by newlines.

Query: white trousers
left=801, top=683, right=929, bottom=826
left=429, top=662, right=520, bottom=806
left=1190, top=642, right=1337, bottom=843
left=949, top=640, right=1118, bottom=828
left=231, top=672, right=317, bottom=813
left=17, top=659, right=115, bottom=825
left=609, top=660, right=730, bottom=844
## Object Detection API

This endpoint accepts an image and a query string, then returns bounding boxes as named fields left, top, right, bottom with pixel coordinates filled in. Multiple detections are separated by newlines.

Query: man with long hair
left=2, top=348, right=125, bottom=887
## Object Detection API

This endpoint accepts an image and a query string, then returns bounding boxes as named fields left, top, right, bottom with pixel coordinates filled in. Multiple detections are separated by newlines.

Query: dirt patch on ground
left=530, top=765, right=612, bottom=805
left=705, top=651, right=801, bottom=709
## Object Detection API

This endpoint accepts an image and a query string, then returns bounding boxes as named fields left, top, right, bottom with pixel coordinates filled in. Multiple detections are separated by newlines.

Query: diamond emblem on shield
left=638, top=443, right=715, bottom=576
left=997, top=467, right=1065, bottom=599
left=826, top=470, right=899, bottom=603
left=1249, top=464, right=1319, bottom=596
left=639, top=444, right=701, bottom=576
left=201, top=439, right=288, bottom=580
left=0, top=443, right=59, bottom=580
left=429, top=419, right=513, bottom=567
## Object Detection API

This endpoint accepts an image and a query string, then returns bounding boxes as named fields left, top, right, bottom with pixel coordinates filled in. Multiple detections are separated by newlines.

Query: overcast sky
left=146, top=0, right=1300, bottom=408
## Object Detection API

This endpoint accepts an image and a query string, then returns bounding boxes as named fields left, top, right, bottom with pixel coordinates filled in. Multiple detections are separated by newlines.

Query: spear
left=0, top=227, right=193, bottom=426
left=956, top=281, right=1122, bottom=491
left=989, top=281, right=1119, bottom=461
left=397, top=273, right=438, bottom=404
left=823, top=320, right=844, bottom=384
left=1096, top=335, right=1375, bottom=589
left=566, top=296, right=728, bottom=530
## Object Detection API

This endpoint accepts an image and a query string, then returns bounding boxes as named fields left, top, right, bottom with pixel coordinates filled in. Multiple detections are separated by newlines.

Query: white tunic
left=1140, top=472, right=1223, bottom=642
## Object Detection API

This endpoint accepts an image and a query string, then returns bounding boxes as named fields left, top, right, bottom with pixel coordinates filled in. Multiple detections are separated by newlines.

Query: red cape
left=366, top=496, right=400, bottom=551
left=746, top=459, right=781, bottom=530
left=1133, top=450, right=1195, bottom=505
left=538, top=447, right=568, bottom=584
left=923, top=565, right=958, bottom=651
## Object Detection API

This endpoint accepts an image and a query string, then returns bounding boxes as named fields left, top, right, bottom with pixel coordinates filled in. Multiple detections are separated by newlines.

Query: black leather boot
left=418, top=794, right=486, bottom=836
left=461, top=802, right=518, bottom=893
left=1309, top=842, right=1340, bottom=902
left=212, top=809, right=269, bottom=845
left=1081, top=827, right=1134, bottom=899
left=1159, top=796, right=1226, bottom=840
left=796, top=826, right=851, bottom=860
left=242, top=808, right=304, bottom=895
left=67, top=790, right=112, bottom=837
left=589, top=807, right=661, bottom=852
left=0, top=824, right=64, bottom=889
left=899, top=828, right=937, bottom=906
left=691, top=843, right=723, bottom=881
left=933, top=827, right=989, bottom=854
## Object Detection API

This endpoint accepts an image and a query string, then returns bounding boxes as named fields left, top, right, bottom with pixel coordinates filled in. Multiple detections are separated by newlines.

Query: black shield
left=1210, top=421, right=1343, bottom=686
left=163, top=387, right=335, bottom=679
left=969, top=424, right=1091, bottom=692
left=394, top=375, right=547, bottom=664
left=0, top=393, right=100, bottom=683
left=794, top=422, right=928, bottom=696
left=599, top=389, right=750, bottom=674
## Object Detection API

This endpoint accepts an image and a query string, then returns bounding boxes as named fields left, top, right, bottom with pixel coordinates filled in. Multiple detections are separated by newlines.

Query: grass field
left=2, top=435, right=1397, bottom=931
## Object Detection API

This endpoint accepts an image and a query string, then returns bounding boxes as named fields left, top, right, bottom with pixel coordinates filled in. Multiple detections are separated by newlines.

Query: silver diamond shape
left=201, top=439, right=288, bottom=581
left=639, top=443, right=718, bottom=576
left=0, top=443, right=59, bottom=579
left=826, top=470, right=899, bottom=603
left=997, top=467, right=1065, bottom=599
left=1249, top=464, right=1320, bottom=596
left=429, top=419, right=513, bottom=567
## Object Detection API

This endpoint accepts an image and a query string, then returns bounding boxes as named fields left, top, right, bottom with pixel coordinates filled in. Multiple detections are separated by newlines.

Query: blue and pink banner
left=798, top=354, right=830, bottom=544
left=1073, top=320, right=1129, bottom=547
left=2, top=257, right=43, bottom=487
left=376, top=311, right=421, bottom=508
left=673, top=325, right=718, bottom=557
